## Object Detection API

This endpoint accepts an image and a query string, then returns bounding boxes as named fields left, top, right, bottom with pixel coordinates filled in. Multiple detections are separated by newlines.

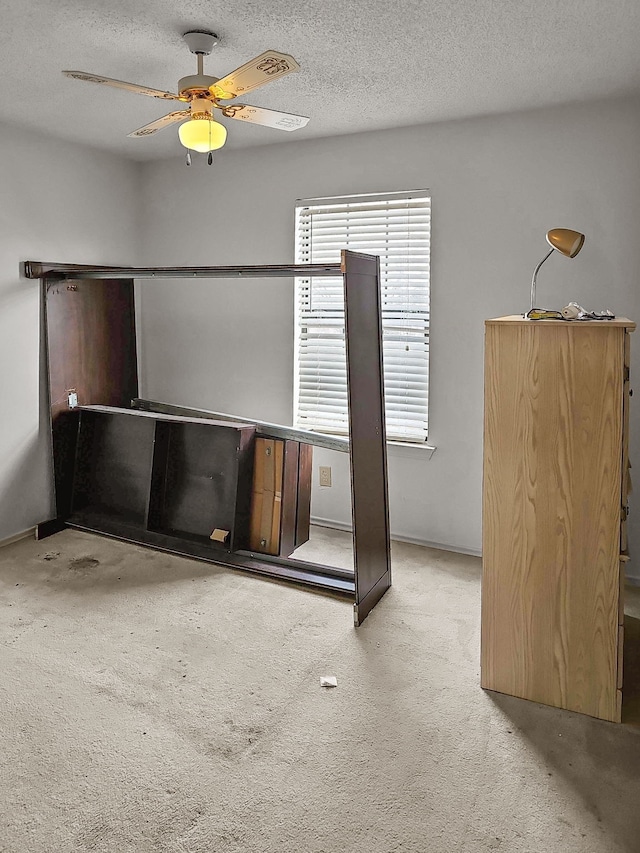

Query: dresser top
left=487, top=315, right=636, bottom=330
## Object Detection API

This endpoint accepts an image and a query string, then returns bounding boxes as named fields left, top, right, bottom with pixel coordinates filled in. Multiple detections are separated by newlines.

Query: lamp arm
left=530, top=248, right=555, bottom=312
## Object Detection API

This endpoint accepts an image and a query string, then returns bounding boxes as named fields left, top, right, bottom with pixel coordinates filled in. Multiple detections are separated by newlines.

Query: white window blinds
left=294, top=190, right=430, bottom=442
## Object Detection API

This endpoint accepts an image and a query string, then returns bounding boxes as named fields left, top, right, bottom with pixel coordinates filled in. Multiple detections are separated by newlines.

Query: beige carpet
left=1, top=526, right=639, bottom=853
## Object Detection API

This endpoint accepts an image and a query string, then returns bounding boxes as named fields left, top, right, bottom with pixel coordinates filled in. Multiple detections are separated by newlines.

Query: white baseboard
left=310, top=516, right=352, bottom=534
left=310, top=516, right=482, bottom=558
left=0, top=527, right=36, bottom=549
left=390, top=532, right=482, bottom=558
left=311, top=517, right=640, bottom=577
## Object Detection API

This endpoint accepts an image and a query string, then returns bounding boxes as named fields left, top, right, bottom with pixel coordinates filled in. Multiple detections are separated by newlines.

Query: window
left=294, top=190, right=431, bottom=443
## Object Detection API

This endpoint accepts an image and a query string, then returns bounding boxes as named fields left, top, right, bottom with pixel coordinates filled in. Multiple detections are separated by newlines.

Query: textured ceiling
left=1, top=0, right=640, bottom=160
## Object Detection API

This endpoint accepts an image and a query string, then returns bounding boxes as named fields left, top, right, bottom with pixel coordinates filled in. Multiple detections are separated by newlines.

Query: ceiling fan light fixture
left=178, top=117, right=227, bottom=152
left=63, top=39, right=308, bottom=160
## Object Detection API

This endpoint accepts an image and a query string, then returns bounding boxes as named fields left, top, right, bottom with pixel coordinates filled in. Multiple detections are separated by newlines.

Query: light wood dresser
left=481, top=315, right=635, bottom=722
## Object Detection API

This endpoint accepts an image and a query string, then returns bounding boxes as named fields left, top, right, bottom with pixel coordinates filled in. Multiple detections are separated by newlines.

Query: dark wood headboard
left=44, top=277, right=138, bottom=517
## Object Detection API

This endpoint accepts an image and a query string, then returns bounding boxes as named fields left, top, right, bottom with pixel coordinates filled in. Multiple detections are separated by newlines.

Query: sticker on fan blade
left=220, top=103, right=309, bottom=131
left=211, top=50, right=300, bottom=97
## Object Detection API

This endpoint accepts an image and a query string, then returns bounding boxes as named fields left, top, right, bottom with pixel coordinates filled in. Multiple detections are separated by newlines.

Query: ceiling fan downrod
left=178, top=31, right=222, bottom=101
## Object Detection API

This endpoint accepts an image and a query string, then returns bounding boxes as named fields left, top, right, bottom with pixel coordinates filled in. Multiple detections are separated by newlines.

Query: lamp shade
left=546, top=228, right=585, bottom=258
left=178, top=118, right=227, bottom=153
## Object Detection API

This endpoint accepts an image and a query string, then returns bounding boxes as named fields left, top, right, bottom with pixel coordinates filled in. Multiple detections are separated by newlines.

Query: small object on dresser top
left=561, top=302, right=615, bottom=320
left=526, top=308, right=564, bottom=320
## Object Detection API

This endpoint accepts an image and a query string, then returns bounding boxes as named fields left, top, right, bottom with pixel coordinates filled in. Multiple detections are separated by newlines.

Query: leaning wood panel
left=481, top=320, right=627, bottom=721
left=45, top=278, right=138, bottom=520
left=343, top=250, right=391, bottom=625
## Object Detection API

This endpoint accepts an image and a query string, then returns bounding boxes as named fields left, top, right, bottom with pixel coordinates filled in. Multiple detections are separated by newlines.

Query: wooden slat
left=482, top=321, right=624, bottom=722
left=233, top=428, right=257, bottom=553
left=270, top=440, right=284, bottom=551
left=249, top=438, right=267, bottom=551
left=295, top=444, right=313, bottom=547
left=279, top=441, right=300, bottom=557
left=259, top=439, right=277, bottom=553
left=249, top=438, right=285, bottom=555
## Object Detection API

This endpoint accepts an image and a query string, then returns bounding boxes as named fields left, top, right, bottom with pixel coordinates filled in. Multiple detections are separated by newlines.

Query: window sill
left=296, top=427, right=436, bottom=458
left=387, top=441, right=437, bottom=459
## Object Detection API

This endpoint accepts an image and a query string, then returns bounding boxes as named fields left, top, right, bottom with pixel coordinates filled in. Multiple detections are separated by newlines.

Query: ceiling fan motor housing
left=178, top=74, right=220, bottom=99
left=190, top=98, right=213, bottom=118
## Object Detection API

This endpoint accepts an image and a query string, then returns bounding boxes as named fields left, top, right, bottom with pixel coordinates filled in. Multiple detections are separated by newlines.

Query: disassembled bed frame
left=24, top=250, right=391, bottom=625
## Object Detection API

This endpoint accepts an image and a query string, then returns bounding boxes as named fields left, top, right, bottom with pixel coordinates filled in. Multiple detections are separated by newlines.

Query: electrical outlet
left=319, top=466, right=332, bottom=487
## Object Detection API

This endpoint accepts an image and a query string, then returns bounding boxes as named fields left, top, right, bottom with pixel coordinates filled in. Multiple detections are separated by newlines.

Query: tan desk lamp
left=528, top=228, right=585, bottom=318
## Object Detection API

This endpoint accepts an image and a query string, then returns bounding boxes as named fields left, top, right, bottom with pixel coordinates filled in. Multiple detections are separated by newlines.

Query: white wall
left=0, top=122, right=139, bottom=540
left=138, top=96, right=640, bottom=576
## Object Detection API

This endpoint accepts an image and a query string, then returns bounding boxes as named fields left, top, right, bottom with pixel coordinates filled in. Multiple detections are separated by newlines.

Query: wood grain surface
left=295, top=444, right=313, bottom=548
left=249, top=438, right=283, bottom=555
left=481, top=320, right=627, bottom=721
left=45, top=278, right=138, bottom=519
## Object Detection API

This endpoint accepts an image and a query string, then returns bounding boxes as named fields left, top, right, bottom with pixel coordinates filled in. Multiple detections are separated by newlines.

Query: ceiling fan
left=63, top=30, right=310, bottom=164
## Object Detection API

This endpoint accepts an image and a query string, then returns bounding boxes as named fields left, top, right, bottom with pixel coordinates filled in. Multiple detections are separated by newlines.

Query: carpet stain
left=68, top=556, right=100, bottom=573
left=208, top=720, right=266, bottom=759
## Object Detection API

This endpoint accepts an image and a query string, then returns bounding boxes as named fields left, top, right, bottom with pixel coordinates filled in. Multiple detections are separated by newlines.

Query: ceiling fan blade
left=127, top=111, right=190, bottom=138
left=210, top=51, right=300, bottom=99
left=63, top=70, right=180, bottom=101
left=219, top=103, right=309, bottom=131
